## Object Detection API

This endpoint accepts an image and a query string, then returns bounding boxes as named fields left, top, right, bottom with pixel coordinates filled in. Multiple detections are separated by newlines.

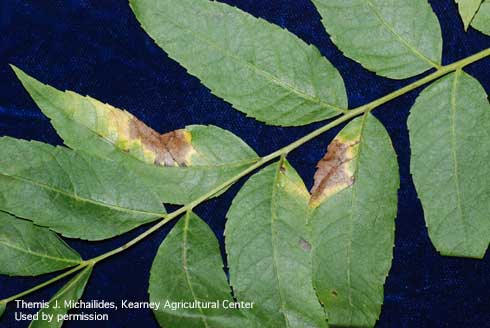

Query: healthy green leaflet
left=150, top=212, right=249, bottom=328
left=311, top=0, right=443, bottom=79
left=456, top=0, right=483, bottom=30
left=471, top=0, right=490, bottom=35
left=0, top=212, right=81, bottom=276
left=130, top=0, right=348, bottom=126
left=409, top=70, right=490, bottom=258
left=0, top=137, right=166, bottom=240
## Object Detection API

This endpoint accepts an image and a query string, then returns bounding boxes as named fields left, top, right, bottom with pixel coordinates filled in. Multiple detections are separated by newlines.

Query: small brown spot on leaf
left=331, top=290, right=338, bottom=297
left=310, top=138, right=359, bottom=207
left=128, top=117, right=194, bottom=166
left=299, top=239, right=311, bottom=252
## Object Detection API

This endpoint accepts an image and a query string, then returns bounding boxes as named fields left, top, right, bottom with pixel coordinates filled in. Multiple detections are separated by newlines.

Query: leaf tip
left=9, top=63, right=24, bottom=78
left=9, top=64, right=42, bottom=92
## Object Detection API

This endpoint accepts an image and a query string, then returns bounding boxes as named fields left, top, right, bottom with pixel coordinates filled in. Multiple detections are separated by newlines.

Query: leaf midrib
left=181, top=212, right=210, bottom=328
left=164, top=159, right=260, bottom=170
left=0, top=240, right=80, bottom=265
left=146, top=9, right=347, bottom=113
left=344, top=113, right=368, bottom=326
left=269, top=159, right=291, bottom=328
left=449, top=71, right=470, bottom=252
left=364, top=0, right=440, bottom=69
left=1, top=173, right=165, bottom=217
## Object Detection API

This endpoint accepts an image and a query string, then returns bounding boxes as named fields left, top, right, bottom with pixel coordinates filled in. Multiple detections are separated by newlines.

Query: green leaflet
left=129, top=0, right=347, bottom=126
left=456, top=0, right=483, bottom=30
left=311, top=113, right=399, bottom=327
left=225, top=161, right=328, bottom=328
left=149, top=212, right=248, bottom=328
left=0, top=137, right=166, bottom=240
left=12, top=66, right=259, bottom=205
left=471, top=0, right=490, bottom=35
left=29, top=266, right=92, bottom=328
left=311, top=0, right=442, bottom=79
left=0, top=212, right=81, bottom=276
left=0, top=302, right=5, bottom=319
left=408, top=70, right=490, bottom=258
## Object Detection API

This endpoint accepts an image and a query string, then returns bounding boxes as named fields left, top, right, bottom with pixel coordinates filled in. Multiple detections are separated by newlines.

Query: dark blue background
left=1, top=1, right=489, bottom=327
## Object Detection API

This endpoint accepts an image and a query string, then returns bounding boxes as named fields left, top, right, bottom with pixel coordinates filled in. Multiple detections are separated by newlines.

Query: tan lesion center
left=309, top=137, right=359, bottom=207
left=88, top=98, right=196, bottom=167
left=128, top=118, right=195, bottom=166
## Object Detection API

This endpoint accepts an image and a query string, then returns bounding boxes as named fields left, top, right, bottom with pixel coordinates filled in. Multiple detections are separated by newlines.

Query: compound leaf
left=456, top=0, right=483, bottom=30
left=150, top=212, right=248, bottom=328
left=311, top=113, right=399, bottom=327
left=0, top=137, right=166, bottom=240
left=12, top=66, right=259, bottom=205
left=226, top=161, right=327, bottom=328
left=311, top=0, right=442, bottom=79
left=471, top=0, right=490, bottom=35
left=408, top=70, right=490, bottom=258
left=29, top=266, right=92, bottom=328
left=0, top=212, right=81, bottom=276
left=129, top=0, right=347, bottom=126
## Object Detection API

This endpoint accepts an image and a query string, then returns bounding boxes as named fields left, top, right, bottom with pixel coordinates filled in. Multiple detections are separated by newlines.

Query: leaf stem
left=0, top=264, right=90, bottom=304
left=2, top=47, right=489, bottom=306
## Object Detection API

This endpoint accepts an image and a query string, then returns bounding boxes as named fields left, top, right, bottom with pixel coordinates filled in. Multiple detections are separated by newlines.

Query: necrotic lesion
left=309, top=138, right=359, bottom=207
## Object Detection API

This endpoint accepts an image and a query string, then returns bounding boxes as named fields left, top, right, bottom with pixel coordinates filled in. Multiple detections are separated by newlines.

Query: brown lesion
left=309, top=139, right=359, bottom=207
left=299, top=238, right=312, bottom=252
left=128, top=117, right=194, bottom=167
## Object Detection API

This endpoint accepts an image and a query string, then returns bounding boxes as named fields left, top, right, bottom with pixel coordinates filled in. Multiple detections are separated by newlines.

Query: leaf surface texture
left=149, top=212, right=248, bottom=328
left=0, top=212, right=81, bottom=276
left=456, top=0, right=483, bottom=30
left=408, top=70, right=490, bottom=258
left=471, top=0, right=490, bottom=35
left=0, top=137, right=165, bottom=240
left=129, top=0, right=347, bottom=126
left=311, top=0, right=442, bottom=79
left=226, top=161, right=327, bottom=328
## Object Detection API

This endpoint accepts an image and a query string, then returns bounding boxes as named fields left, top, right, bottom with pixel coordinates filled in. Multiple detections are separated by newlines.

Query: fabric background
left=0, top=0, right=489, bottom=327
